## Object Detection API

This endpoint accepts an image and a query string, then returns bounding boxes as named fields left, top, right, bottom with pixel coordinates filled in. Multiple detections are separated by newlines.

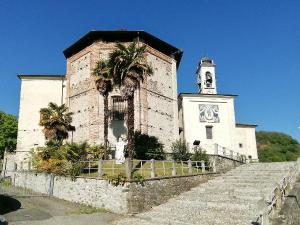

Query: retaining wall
left=12, top=171, right=216, bottom=214
left=208, top=155, right=244, bottom=173
left=11, top=156, right=242, bottom=214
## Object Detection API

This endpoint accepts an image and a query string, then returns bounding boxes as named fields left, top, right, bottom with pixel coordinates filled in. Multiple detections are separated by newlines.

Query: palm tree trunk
left=103, top=94, right=108, bottom=159
left=127, top=96, right=135, bottom=158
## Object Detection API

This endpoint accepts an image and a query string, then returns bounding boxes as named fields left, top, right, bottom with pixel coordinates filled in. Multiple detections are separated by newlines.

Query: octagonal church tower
left=14, top=30, right=182, bottom=164
left=16, top=30, right=182, bottom=164
left=63, top=31, right=182, bottom=150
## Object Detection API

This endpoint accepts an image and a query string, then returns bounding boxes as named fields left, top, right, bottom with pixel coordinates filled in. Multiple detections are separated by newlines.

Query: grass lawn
left=81, top=160, right=209, bottom=179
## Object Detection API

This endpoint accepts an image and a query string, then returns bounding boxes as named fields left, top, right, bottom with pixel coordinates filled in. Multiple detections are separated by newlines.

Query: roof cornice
left=18, top=74, right=65, bottom=80
left=178, top=93, right=238, bottom=98
left=63, top=30, right=183, bottom=68
left=236, top=123, right=258, bottom=128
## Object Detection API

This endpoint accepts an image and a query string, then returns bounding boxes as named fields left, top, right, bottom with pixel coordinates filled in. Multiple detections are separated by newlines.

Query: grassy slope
left=257, top=131, right=300, bottom=162
left=81, top=160, right=208, bottom=179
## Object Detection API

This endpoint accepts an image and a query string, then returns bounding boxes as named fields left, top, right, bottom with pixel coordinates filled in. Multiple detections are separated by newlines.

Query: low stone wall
left=1, top=152, right=16, bottom=177
left=12, top=171, right=217, bottom=214
left=127, top=173, right=217, bottom=213
left=12, top=172, right=128, bottom=214
left=208, top=155, right=244, bottom=173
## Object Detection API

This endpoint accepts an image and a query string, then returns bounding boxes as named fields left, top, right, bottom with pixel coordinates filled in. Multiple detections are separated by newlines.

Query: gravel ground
left=0, top=185, right=119, bottom=225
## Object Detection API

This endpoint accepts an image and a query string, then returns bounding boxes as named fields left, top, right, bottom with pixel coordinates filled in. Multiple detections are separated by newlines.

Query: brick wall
left=65, top=41, right=179, bottom=149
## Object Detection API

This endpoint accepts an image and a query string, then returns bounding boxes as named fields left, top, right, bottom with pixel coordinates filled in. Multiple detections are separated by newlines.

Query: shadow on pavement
left=0, top=194, right=21, bottom=214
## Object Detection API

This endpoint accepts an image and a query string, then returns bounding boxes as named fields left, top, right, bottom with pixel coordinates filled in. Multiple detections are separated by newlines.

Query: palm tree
left=39, top=102, right=73, bottom=142
left=108, top=41, right=153, bottom=158
left=92, top=60, right=113, bottom=153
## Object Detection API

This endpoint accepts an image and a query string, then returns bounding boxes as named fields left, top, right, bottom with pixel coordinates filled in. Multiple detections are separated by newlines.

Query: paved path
left=0, top=186, right=119, bottom=225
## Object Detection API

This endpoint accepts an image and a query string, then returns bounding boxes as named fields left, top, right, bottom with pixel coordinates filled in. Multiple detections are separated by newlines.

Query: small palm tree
left=109, top=41, right=153, bottom=158
left=39, top=102, right=73, bottom=142
left=92, top=60, right=113, bottom=153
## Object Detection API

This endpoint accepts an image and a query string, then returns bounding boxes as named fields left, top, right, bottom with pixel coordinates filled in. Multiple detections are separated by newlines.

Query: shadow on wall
left=109, top=120, right=127, bottom=144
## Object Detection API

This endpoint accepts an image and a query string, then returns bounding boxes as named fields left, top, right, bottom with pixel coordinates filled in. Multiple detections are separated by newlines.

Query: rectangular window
left=239, top=143, right=243, bottom=148
left=206, top=126, right=213, bottom=139
left=111, top=96, right=126, bottom=120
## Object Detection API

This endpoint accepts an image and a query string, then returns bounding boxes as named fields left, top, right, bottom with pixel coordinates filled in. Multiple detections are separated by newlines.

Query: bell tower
left=196, top=57, right=217, bottom=94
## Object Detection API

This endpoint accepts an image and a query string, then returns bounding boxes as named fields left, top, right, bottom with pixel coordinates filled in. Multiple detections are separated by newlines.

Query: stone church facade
left=15, top=30, right=182, bottom=162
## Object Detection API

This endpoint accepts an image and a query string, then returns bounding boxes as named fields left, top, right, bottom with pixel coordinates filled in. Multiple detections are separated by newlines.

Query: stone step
left=175, top=192, right=263, bottom=202
left=137, top=208, right=256, bottom=225
left=114, top=162, right=299, bottom=225
left=207, top=180, right=277, bottom=187
left=218, top=174, right=285, bottom=180
left=172, top=198, right=259, bottom=210
left=209, top=179, right=281, bottom=185
left=189, top=187, right=274, bottom=197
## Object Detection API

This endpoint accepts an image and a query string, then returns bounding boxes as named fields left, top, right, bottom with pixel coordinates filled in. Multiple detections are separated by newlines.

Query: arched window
left=111, top=96, right=126, bottom=120
left=205, top=72, right=213, bottom=87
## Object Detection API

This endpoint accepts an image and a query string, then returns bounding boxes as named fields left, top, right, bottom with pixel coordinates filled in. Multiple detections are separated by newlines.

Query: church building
left=14, top=30, right=258, bottom=164
left=15, top=30, right=182, bottom=162
left=178, top=57, right=258, bottom=161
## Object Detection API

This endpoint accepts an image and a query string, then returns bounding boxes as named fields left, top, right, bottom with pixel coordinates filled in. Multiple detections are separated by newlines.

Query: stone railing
left=213, top=143, right=248, bottom=163
left=255, top=160, right=300, bottom=225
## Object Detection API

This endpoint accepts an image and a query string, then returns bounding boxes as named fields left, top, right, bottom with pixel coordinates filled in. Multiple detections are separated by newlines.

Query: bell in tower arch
left=205, top=71, right=213, bottom=87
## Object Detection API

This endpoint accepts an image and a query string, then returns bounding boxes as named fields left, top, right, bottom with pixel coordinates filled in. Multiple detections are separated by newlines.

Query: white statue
left=115, top=136, right=126, bottom=164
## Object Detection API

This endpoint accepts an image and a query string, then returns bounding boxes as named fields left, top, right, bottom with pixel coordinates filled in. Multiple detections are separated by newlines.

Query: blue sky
left=0, top=0, right=299, bottom=141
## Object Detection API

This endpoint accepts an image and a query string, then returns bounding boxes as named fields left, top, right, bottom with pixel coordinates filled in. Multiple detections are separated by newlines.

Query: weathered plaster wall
left=145, top=51, right=179, bottom=151
left=181, top=95, right=236, bottom=153
left=234, top=126, right=258, bottom=160
left=16, top=77, right=66, bottom=162
left=179, top=94, right=258, bottom=160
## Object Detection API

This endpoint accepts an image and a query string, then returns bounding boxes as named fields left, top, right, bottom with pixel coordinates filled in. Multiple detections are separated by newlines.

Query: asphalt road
left=0, top=185, right=119, bottom=225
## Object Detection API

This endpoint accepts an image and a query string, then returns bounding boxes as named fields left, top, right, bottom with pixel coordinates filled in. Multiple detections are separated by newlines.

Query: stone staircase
left=115, top=162, right=299, bottom=225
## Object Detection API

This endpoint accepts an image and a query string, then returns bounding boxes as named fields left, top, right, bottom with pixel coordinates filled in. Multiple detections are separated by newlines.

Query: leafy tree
left=0, top=111, right=18, bottom=158
left=171, top=140, right=191, bottom=161
left=133, top=131, right=165, bottom=160
left=108, top=41, right=153, bottom=158
left=92, top=60, right=113, bottom=151
left=257, top=131, right=300, bottom=162
left=39, top=103, right=73, bottom=142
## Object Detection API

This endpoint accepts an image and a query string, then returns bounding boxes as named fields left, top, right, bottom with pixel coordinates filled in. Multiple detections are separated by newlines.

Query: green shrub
left=171, top=140, right=190, bottom=161
left=61, top=142, right=88, bottom=162
left=192, top=148, right=209, bottom=163
left=134, top=131, right=165, bottom=160
left=32, top=142, right=105, bottom=179
left=86, top=144, right=108, bottom=159
left=106, top=173, right=127, bottom=186
left=132, top=174, right=145, bottom=184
